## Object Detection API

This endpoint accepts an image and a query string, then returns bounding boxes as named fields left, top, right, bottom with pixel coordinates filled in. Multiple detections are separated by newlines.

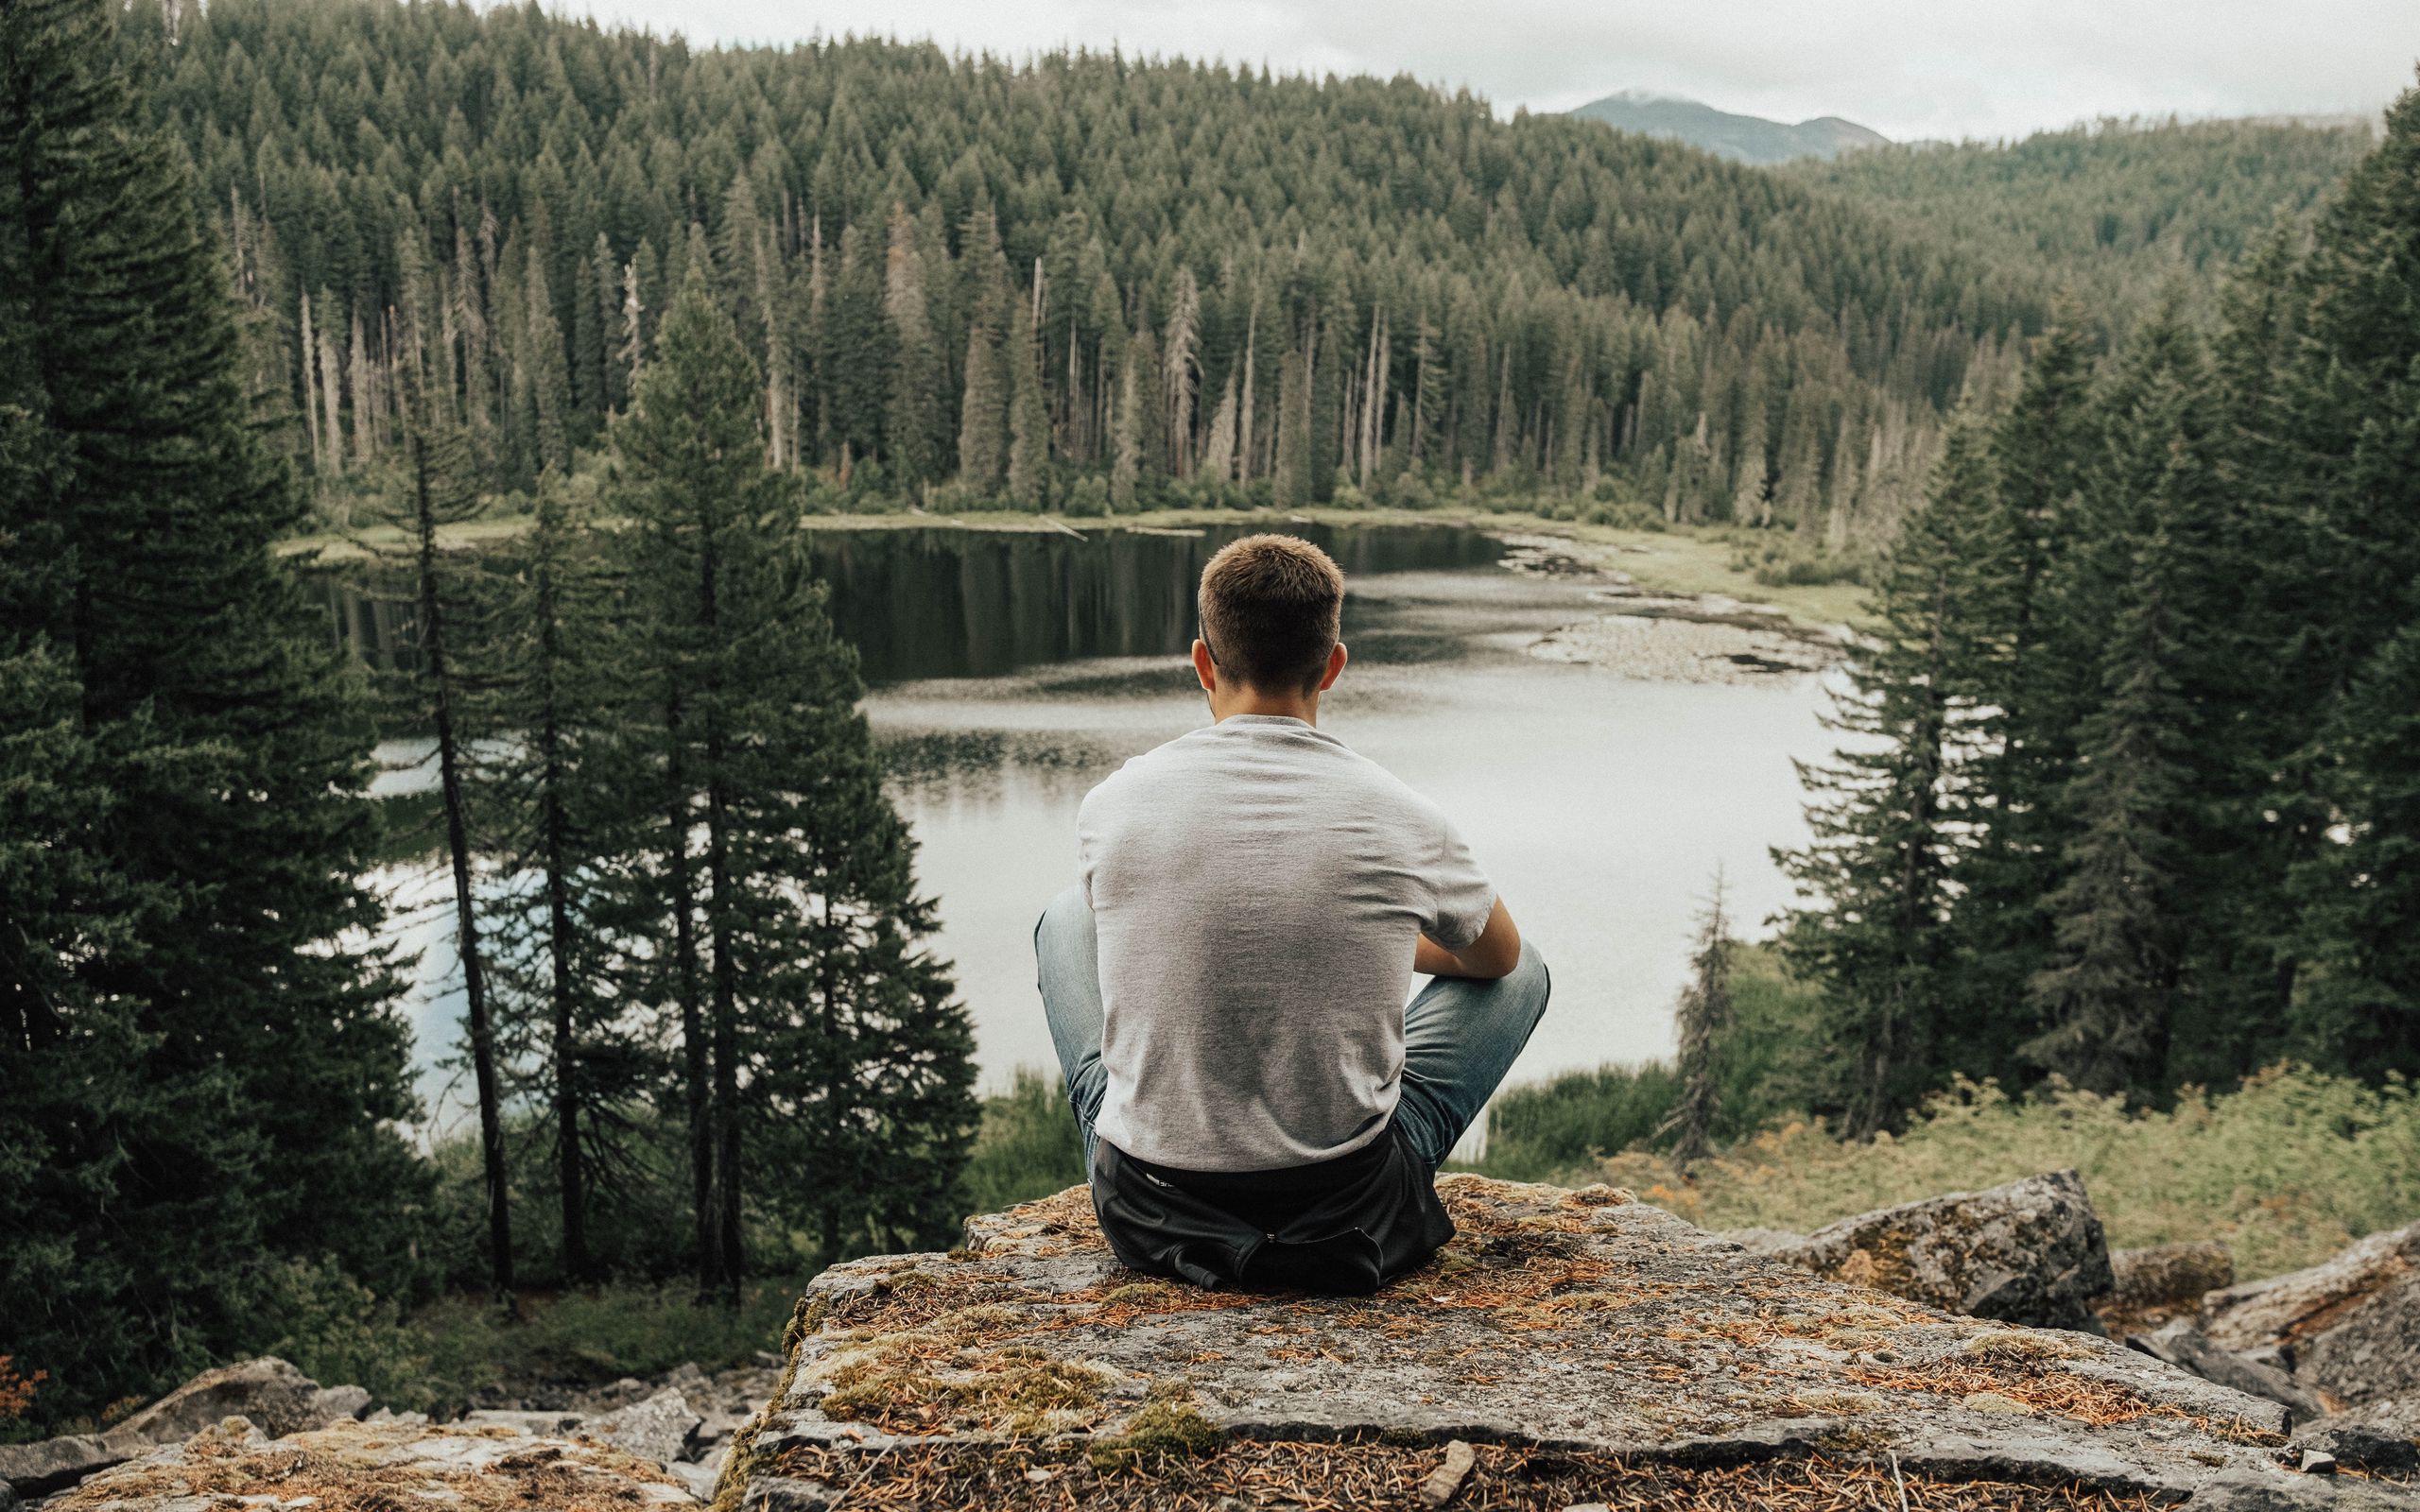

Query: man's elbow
left=1460, top=910, right=1522, bottom=979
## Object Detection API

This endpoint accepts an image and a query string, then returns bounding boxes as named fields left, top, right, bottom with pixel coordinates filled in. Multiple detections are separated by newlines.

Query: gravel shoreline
left=1495, top=533, right=1849, bottom=684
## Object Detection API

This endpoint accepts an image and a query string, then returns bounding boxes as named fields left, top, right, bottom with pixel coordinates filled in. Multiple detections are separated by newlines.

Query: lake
left=369, top=522, right=1840, bottom=1136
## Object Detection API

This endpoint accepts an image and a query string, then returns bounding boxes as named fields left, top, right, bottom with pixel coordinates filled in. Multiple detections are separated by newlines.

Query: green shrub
left=251, top=1258, right=440, bottom=1414
left=1478, top=1062, right=1680, bottom=1180
left=1727, top=532, right=1867, bottom=587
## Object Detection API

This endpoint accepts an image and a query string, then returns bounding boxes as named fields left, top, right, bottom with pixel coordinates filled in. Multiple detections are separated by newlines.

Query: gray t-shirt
left=1077, top=713, right=1496, bottom=1171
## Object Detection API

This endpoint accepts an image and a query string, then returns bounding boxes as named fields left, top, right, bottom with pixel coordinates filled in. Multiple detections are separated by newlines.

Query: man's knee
left=1034, top=885, right=1088, bottom=954
left=1507, top=938, right=1550, bottom=1023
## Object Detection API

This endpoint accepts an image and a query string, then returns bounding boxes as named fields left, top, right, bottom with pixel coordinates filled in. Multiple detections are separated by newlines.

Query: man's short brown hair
left=1198, top=534, right=1345, bottom=694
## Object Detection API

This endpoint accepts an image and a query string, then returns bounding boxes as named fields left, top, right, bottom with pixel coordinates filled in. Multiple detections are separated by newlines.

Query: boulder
left=719, top=1177, right=2346, bottom=1509
left=1767, top=1169, right=2116, bottom=1331
left=0, top=1430, right=147, bottom=1500
left=0, top=1357, right=350, bottom=1499
left=308, top=1383, right=372, bottom=1423
left=2292, top=1394, right=2420, bottom=1478
left=2203, top=1220, right=2420, bottom=1406
left=2103, top=1240, right=2237, bottom=1332
left=38, top=1415, right=694, bottom=1511
left=585, top=1386, right=702, bottom=1467
left=2129, top=1319, right=2328, bottom=1422
left=112, top=1357, right=327, bottom=1443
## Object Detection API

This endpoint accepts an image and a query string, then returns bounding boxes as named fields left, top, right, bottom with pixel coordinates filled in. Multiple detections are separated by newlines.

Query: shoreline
left=283, top=506, right=1872, bottom=639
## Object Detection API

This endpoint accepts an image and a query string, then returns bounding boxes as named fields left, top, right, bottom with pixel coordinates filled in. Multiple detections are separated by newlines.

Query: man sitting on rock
left=1033, top=533, right=1548, bottom=1294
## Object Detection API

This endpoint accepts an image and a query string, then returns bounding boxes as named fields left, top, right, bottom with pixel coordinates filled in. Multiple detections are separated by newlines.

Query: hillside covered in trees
left=1789, top=116, right=2374, bottom=334
left=124, top=0, right=2065, bottom=549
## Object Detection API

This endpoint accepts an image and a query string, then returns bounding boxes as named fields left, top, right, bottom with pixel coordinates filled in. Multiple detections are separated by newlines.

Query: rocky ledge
left=36, top=1415, right=693, bottom=1511
left=720, top=1177, right=2416, bottom=1510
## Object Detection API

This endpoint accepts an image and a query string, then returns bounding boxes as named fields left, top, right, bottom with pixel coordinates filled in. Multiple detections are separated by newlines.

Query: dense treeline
left=1788, top=116, right=2374, bottom=335
left=1779, top=82, right=2420, bottom=1131
left=2, top=0, right=424, bottom=1428
left=3, top=0, right=977, bottom=1432
left=120, top=0, right=2060, bottom=543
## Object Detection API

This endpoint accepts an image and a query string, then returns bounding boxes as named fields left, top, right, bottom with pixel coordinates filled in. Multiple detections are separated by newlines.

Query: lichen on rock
left=730, top=1177, right=2376, bottom=1508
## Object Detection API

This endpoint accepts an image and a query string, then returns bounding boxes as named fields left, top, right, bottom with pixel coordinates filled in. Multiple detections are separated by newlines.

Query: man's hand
left=1415, top=897, right=1522, bottom=980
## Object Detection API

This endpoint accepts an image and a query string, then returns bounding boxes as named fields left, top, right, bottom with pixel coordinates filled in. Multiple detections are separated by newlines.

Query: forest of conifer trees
left=121, top=0, right=2079, bottom=545
left=1776, top=85, right=2420, bottom=1128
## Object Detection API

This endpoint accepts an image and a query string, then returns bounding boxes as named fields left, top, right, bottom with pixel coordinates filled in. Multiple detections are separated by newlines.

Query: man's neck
left=1208, top=688, right=1322, bottom=726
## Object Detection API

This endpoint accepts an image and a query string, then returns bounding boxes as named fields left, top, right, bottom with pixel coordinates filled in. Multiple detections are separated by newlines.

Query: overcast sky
left=566, top=0, right=2412, bottom=143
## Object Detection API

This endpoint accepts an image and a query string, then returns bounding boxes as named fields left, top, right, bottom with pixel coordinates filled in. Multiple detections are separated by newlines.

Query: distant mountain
left=1569, top=89, right=1888, bottom=164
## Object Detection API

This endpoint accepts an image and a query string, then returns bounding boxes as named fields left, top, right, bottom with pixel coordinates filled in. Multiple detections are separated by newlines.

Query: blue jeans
left=1033, top=886, right=1550, bottom=1175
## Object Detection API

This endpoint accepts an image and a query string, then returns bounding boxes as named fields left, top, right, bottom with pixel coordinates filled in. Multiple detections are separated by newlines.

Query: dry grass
left=766, top=1438, right=2175, bottom=1510
left=1593, top=1068, right=2420, bottom=1281
left=45, top=1424, right=684, bottom=1512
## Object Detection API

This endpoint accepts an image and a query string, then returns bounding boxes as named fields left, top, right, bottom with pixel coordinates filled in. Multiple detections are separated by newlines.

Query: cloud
left=571, top=0, right=2413, bottom=141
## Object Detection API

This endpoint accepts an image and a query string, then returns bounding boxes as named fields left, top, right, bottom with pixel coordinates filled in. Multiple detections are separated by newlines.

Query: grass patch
left=1581, top=1066, right=2420, bottom=1280
left=1463, top=946, right=1825, bottom=1181
left=962, top=1068, right=1088, bottom=1215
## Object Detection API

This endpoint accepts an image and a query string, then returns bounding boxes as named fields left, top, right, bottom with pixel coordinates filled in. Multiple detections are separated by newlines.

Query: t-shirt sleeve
left=1423, top=811, right=1496, bottom=951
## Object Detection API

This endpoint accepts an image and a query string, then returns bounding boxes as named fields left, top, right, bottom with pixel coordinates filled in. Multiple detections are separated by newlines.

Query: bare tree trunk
left=530, top=538, right=590, bottom=1282
left=664, top=693, right=715, bottom=1297
left=410, top=420, right=510, bottom=1301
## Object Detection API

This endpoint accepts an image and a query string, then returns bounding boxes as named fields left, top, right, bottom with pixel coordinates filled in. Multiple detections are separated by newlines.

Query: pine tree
left=1005, top=299, right=1049, bottom=508
left=609, top=270, right=978, bottom=1286
left=1272, top=342, right=1312, bottom=507
left=476, top=479, right=621, bottom=1284
left=2290, top=610, right=2420, bottom=1080
left=954, top=211, right=1011, bottom=496
left=386, top=354, right=516, bottom=1296
left=526, top=240, right=573, bottom=475
left=2265, top=86, right=2420, bottom=1082
left=1945, top=310, right=2101, bottom=1046
left=883, top=205, right=942, bottom=490
left=824, top=221, right=889, bottom=481
left=2024, top=312, right=2234, bottom=1096
left=1776, top=423, right=2005, bottom=1134
left=1109, top=352, right=1142, bottom=514
left=1, top=0, right=422, bottom=1418
left=1659, top=872, right=1733, bottom=1166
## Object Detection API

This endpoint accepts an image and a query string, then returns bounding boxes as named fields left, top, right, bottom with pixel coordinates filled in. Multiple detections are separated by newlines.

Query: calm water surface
left=378, top=524, right=1834, bottom=1127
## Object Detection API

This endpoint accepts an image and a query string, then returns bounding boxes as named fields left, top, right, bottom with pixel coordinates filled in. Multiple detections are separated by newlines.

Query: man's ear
left=1317, top=642, right=1348, bottom=692
left=1191, top=639, right=1218, bottom=694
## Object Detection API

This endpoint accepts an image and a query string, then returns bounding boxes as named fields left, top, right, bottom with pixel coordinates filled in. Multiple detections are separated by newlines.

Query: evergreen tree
left=1, top=0, right=422, bottom=1419
left=1004, top=301, right=1049, bottom=508
left=607, top=270, right=977, bottom=1287
left=2290, top=610, right=2420, bottom=1080
left=1776, top=423, right=2005, bottom=1134
left=527, top=240, right=574, bottom=476
left=823, top=222, right=889, bottom=480
left=476, top=479, right=622, bottom=1283
left=884, top=204, right=942, bottom=489
left=953, top=211, right=1011, bottom=496
left=385, top=354, right=516, bottom=1296
left=1659, top=873, right=1733, bottom=1166
left=1946, top=310, right=2100, bottom=1045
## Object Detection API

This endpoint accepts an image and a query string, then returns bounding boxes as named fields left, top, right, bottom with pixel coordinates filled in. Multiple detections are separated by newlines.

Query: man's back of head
left=1197, top=533, right=1345, bottom=697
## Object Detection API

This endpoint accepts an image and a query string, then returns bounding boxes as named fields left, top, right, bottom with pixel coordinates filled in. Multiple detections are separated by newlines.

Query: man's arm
left=1415, top=897, right=1521, bottom=980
